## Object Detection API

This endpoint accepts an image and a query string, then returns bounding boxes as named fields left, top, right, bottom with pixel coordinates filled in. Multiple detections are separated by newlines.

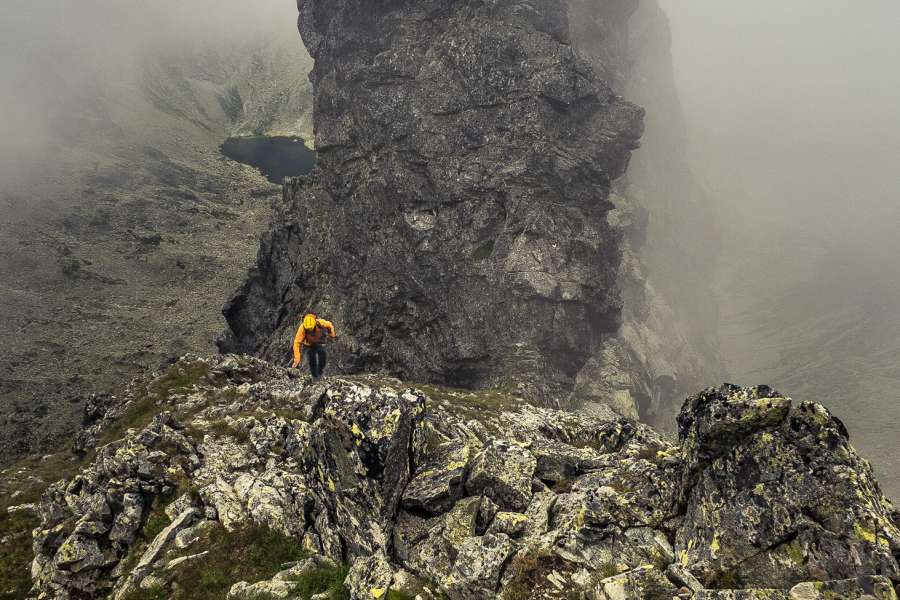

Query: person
left=291, top=313, right=337, bottom=378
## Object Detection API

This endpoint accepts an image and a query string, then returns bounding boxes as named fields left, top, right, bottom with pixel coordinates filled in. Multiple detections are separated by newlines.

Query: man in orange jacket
left=291, top=313, right=337, bottom=378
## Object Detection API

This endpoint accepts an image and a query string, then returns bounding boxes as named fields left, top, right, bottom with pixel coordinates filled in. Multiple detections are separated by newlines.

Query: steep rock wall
left=569, top=0, right=724, bottom=421
left=222, top=0, right=644, bottom=403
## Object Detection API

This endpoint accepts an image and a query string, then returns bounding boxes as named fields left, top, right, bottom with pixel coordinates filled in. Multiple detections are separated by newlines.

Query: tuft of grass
left=502, top=548, right=577, bottom=600
left=472, top=239, right=496, bottom=261
left=386, top=591, right=416, bottom=600
left=101, top=360, right=211, bottom=444
left=1, top=452, right=91, bottom=600
left=167, top=524, right=307, bottom=600
left=99, top=395, right=161, bottom=445
left=0, top=510, right=39, bottom=600
left=290, top=564, right=350, bottom=600
left=597, top=561, right=619, bottom=580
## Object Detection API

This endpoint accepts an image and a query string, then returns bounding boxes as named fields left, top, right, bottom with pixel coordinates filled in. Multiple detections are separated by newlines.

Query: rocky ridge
left=10, top=354, right=899, bottom=599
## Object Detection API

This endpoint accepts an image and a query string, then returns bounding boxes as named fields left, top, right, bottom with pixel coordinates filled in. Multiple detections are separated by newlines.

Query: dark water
left=220, top=136, right=316, bottom=185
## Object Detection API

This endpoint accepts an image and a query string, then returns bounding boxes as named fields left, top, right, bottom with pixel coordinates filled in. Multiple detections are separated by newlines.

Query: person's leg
left=319, top=347, right=328, bottom=376
left=308, top=348, right=319, bottom=378
left=311, top=346, right=325, bottom=378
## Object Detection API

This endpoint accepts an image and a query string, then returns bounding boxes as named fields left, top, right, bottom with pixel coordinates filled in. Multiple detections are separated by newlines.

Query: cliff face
left=222, top=0, right=643, bottom=403
left=16, top=355, right=900, bottom=599
left=568, top=0, right=724, bottom=422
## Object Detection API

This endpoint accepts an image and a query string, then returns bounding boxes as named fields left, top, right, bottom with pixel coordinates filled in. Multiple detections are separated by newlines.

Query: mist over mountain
left=660, top=0, right=900, bottom=497
left=0, top=0, right=313, bottom=461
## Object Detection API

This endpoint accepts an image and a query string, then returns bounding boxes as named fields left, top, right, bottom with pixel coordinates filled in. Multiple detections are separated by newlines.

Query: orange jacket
left=292, top=318, right=336, bottom=364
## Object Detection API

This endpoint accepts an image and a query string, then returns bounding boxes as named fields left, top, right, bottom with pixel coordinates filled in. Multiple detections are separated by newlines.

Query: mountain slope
left=0, top=28, right=314, bottom=464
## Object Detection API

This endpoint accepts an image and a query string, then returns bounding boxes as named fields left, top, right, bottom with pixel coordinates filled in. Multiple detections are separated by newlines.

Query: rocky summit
left=8, top=355, right=898, bottom=600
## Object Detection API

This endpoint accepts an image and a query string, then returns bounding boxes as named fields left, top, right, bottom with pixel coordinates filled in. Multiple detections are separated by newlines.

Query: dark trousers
left=307, top=345, right=327, bottom=377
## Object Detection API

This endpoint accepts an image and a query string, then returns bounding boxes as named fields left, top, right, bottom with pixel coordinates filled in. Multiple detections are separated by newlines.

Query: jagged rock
left=788, top=576, right=898, bottom=600
left=346, top=552, right=394, bottom=600
left=164, top=493, right=195, bottom=521
left=228, top=556, right=341, bottom=600
left=31, top=411, right=198, bottom=599
left=53, top=534, right=105, bottom=573
left=594, top=565, right=678, bottom=600
left=676, top=385, right=900, bottom=589
left=402, top=437, right=472, bottom=514
left=232, top=470, right=312, bottom=536
left=111, top=508, right=200, bottom=598
left=465, top=440, right=536, bottom=512
left=303, top=383, right=426, bottom=558
left=199, top=477, right=247, bottom=530
left=165, top=550, right=208, bottom=570
left=666, top=563, right=703, bottom=593
left=228, top=579, right=297, bottom=600
left=485, top=511, right=529, bottom=539
left=694, top=591, right=789, bottom=600
left=528, top=438, right=609, bottom=485
left=109, top=492, right=143, bottom=544
left=445, top=533, right=515, bottom=599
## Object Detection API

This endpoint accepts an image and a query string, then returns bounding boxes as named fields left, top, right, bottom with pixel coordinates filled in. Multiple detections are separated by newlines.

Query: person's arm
left=291, top=326, right=306, bottom=368
left=319, top=319, right=337, bottom=338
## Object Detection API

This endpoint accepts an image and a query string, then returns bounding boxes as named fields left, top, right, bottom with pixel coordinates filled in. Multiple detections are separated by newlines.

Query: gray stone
left=465, top=440, right=536, bottom=512
left=346, top=552, right=394, bottom=600
left=445, top=534, right=515, bottom=599
left=788, top=576, right=898, bottom=600
left=595, top=565, right=678, bottom=600
left=402, top=438, right=472, bottom=514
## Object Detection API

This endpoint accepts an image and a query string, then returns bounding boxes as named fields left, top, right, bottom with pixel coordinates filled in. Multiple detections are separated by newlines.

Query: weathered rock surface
left=221, top=0, right=643, bottom=404
left=22, top=355, right=900, bottom=599
left=676, top=385, right=900, bottom=589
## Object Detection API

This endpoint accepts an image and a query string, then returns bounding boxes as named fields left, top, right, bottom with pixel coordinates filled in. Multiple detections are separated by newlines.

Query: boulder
left=402, top=437, right=473, bottom=514
left=594, top=565, right=678, bottom=600
left=676, top=385, right=900, bottom=588
left=445, top=533, right=516, bottom=599
left=346, top=552, right=394, bottom=600
left=788, top=576, right=898, bottom=600
left=465, top=440, right=536, bottom=512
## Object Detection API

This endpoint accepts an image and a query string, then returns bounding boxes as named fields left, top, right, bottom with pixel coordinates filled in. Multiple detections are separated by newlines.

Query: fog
left=660, top=0, right=900, bottom=496
left=0, top=0, right=300, bottom=193
left=660, top=0, right=900, bottom=234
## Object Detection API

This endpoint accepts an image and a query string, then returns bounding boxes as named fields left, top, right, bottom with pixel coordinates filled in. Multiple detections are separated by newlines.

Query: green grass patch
left=290, top=564, right=350, bottom=600
left=0, top=510, right=39, bottom=600
left=101, top=360, right=211, bottom=444
left=597, top=561, right=619, bottom=580
left=141, top=524, right=309, bottom=600
left=472, top=239, right=496, bottom=261
left=0, top=452, right=91, bottom=600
